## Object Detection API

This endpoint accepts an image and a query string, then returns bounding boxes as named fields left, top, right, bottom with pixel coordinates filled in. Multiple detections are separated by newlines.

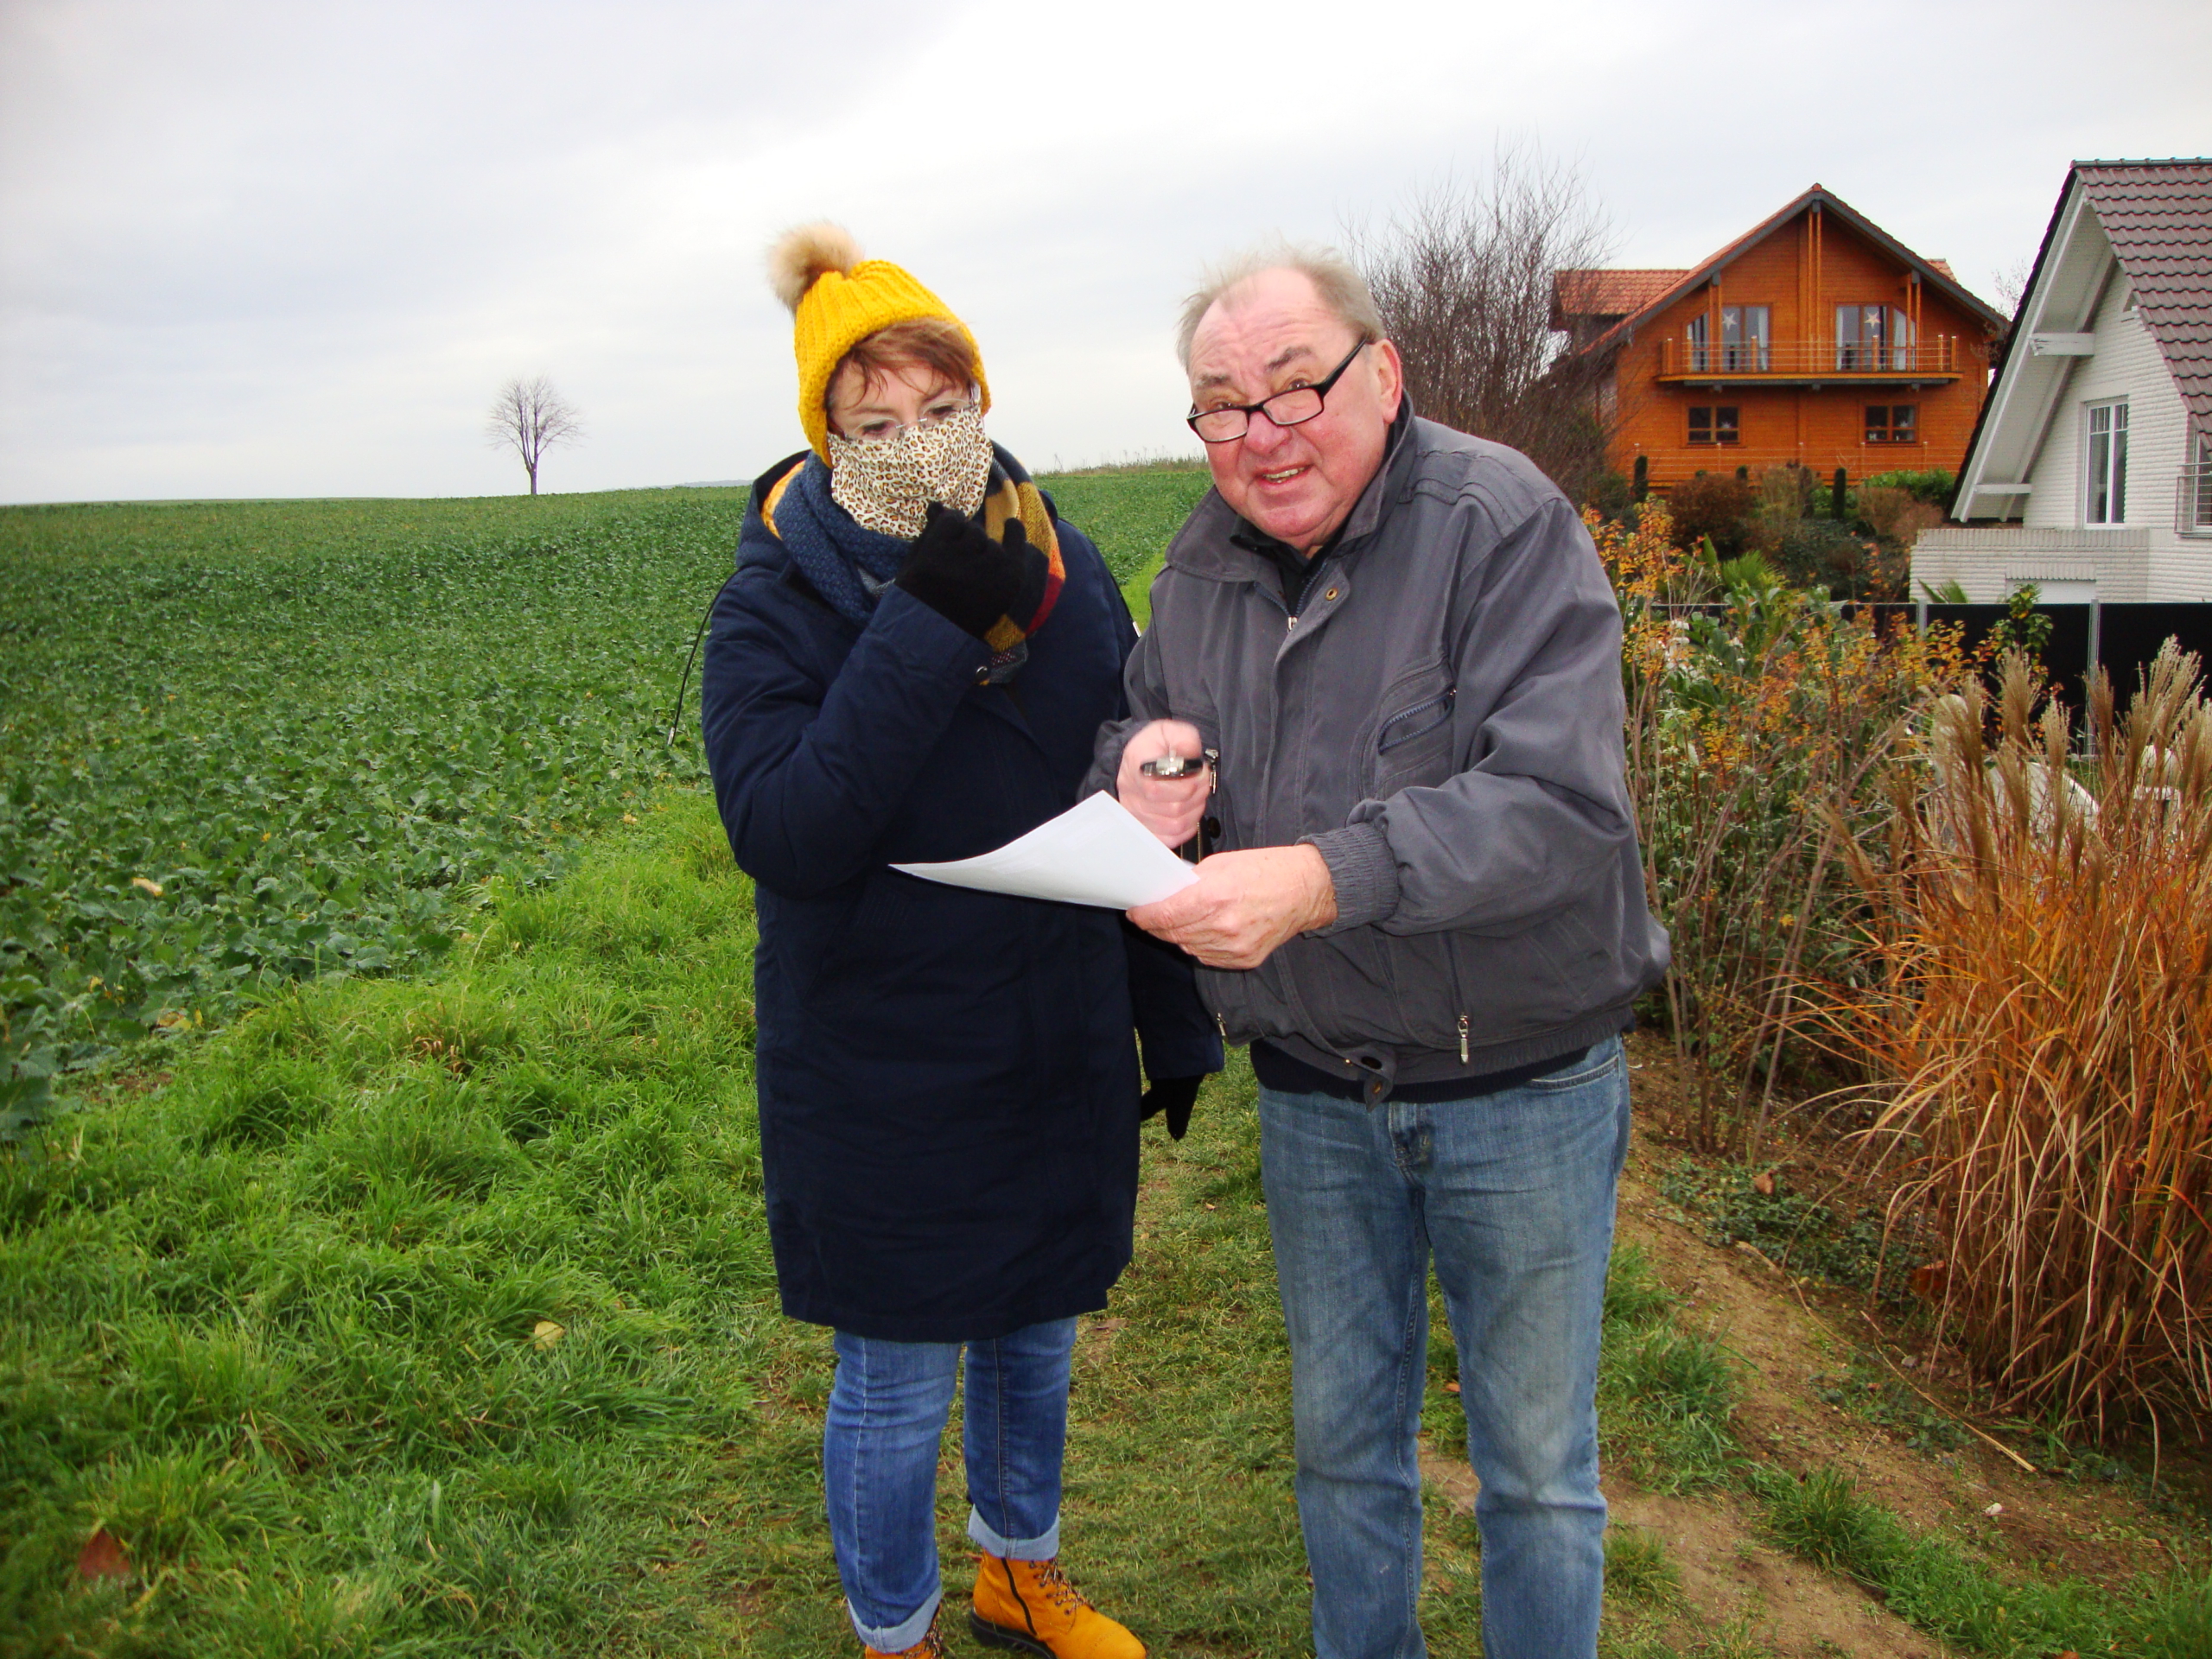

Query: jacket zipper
left=1458, top=1014, right=1470, bottom=1065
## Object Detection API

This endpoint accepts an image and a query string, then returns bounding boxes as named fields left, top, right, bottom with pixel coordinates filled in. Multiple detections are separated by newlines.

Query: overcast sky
left=2, top=0, right=2207, bottom=504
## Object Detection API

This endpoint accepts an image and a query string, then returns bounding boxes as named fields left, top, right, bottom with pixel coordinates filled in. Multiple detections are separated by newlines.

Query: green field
left=0, top=473, right=1207, bottom=1139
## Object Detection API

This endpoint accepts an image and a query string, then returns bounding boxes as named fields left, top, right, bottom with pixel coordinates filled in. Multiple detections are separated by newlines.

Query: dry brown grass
left=1842, top=646, right=2212, bottom=1437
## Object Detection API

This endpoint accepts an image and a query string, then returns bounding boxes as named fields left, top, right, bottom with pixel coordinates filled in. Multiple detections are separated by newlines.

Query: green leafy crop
left=0, top=491, right=747, bottom=1125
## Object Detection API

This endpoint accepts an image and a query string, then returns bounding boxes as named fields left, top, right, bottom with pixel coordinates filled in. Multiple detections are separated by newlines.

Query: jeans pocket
left=1525, top=1035, right=1624, bottom=1093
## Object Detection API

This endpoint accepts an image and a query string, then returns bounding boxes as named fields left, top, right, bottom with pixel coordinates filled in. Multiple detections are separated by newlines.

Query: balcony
left=2179, top=465, right=2212, bottom=536
left=1656, top=335, right=1965, bottom=385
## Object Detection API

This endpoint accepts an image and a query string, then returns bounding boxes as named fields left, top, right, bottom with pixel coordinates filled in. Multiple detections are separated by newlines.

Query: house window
left=1865, top=404, right=1917, bottom=443
left=1688, top=406, right=1739, bottom=445
left=1721, top=305, right=1770, bottom=371
left=1837, top=303, right=1916, bottom=370
left=1686, top=313, right=1710, bottom=372
left=2085, top=401, right=2128, bottom=524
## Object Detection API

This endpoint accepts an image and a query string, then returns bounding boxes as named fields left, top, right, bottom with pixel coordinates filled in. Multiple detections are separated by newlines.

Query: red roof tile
left=2075, top=160, right=2212, bottom=427
left=1552, top=269, right=1691, bottom=327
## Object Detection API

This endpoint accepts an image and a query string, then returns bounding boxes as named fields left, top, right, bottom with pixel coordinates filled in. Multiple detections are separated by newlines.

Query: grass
left=1598, top=1244, right=1743, bottom=1495
left=1037, top=467, right=1213, bottom=631
left=1, top=795, right=771, bottom=1655
left=1757, top=1465, right=2212, bottom=1658
left=10, top=791, right=2209, bottom=1656
left=3, top=791, right=1730, bottom=1657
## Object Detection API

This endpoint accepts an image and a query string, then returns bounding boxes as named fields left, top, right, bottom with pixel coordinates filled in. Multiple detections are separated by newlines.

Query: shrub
left=1839, top=647, right=2212, bottom=1436
left=1861, top=467, right=1955, bottom=507
left=1594, top=501, right=1967, bottom=1151
left=1663, top=474, right=1755, bottom=556
left=1743, top=463, right=1815, bottom=557
left=1770, top=518, right=1882, bottom=600
left=1855, top=484, right=1945, bottom=557
left=1583, top=468, right=1635, bottom=523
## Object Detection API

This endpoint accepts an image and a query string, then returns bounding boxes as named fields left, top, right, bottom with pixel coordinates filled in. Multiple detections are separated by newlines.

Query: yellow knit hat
left=767, top=223, right=991, bottom=461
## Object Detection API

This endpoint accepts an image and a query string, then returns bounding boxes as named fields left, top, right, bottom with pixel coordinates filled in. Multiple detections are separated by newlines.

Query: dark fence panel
left=2094, top=605, right=2212, bottom=693
left=1862, top=603, right=2212, bottom=702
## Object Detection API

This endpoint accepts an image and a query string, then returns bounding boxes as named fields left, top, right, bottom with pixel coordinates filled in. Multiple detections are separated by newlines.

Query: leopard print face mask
left=826, top=406, right=993, bottom=540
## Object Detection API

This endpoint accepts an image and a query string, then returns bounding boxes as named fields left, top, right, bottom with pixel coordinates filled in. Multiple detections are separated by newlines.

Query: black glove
left=1140, top=1076, right=1203, bottom=1141
left=894, top=503, right=1025, bottom=640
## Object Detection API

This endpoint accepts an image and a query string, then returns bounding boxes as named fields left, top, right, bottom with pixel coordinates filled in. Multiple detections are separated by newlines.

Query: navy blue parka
left=699, top=454, right=1221, bottom=1344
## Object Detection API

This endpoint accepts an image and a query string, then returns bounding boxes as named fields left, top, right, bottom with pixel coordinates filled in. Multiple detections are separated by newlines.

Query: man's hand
left=1128, top=845, right=1338, bottom=969
left=1116, top=718, right=1209, bottom=848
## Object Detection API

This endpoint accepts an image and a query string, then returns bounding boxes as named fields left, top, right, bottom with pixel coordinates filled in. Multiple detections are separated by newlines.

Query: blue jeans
left=824, top=1318, right=1077, bottom=1651
left=1258, top=1035, right=1630, bottom=1659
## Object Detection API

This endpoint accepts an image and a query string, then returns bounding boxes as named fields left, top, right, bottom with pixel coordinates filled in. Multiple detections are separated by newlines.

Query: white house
left=1913, top=159, right=2212, bottom=603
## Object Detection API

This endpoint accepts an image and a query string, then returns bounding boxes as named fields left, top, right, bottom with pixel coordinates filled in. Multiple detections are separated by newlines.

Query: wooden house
left=1555, top=187, right=2009, bottom=494
left=1916, top=158, right=2212, bottom=602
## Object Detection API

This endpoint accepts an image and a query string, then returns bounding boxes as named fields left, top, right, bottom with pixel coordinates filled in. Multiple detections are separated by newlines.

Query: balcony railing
left=1657, top=336, right=1962, bottom=378
left=2179, top=465, right=2212, bottom=536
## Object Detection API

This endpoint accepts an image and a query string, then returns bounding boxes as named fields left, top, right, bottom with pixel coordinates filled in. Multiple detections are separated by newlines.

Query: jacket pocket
left=1370, top=683, right=1457, bottom=798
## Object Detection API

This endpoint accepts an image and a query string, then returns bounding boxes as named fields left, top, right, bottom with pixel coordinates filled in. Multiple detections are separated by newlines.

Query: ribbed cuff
left=1302, top=822, right=1400, bottom=931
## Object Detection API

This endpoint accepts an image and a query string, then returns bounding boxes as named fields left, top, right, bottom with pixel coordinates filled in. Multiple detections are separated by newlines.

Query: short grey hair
left=1175, top=240, right=1385, bottom=368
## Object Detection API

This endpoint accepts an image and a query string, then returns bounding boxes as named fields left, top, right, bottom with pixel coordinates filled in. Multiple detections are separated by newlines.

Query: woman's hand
left=1116, top=719, right=1209, bottom=848
left=894, top=503, right=1023, bottom=639
left=1139, top=1076, right=1203, bottom=1140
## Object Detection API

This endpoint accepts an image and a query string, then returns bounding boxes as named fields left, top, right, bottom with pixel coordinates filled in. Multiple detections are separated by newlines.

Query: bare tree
left=1349, top=149, right=1617, bottom=505
left=485, top=374, right=584, bottom=495
left=1990, top=254, right=2036, bottom=322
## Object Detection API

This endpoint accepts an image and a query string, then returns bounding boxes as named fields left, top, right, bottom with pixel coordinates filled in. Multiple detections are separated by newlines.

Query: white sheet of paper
left=892, top=791, right=1199, bottom=910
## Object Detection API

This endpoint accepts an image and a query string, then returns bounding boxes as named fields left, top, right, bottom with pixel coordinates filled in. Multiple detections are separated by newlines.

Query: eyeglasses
left=1186, top=340, right=1370, bottom=444
left=838, top=399, right=978, bottom=447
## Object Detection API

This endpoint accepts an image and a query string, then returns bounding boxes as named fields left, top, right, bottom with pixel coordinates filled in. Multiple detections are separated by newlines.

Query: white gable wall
left=1916, top=195, right=2211, bottom=603
left=2020, top=263, right=2199, bottom=596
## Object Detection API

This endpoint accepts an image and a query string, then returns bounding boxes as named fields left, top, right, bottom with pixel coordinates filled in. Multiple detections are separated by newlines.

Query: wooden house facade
left=1555, top=188, right=2009, bottom=494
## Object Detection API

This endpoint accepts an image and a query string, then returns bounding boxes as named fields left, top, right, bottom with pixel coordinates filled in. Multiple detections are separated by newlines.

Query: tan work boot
left=969, top=1554, right=1147, bottom=1658
left=861, top=1607, right=950, bottom=1657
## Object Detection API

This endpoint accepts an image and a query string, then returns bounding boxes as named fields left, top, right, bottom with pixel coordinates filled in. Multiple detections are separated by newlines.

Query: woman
left=699, top=226, right=1219, bottom=1659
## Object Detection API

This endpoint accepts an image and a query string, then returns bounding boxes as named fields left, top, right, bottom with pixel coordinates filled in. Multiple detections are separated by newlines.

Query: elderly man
left=1095, top=249, right=1669, bottom=1659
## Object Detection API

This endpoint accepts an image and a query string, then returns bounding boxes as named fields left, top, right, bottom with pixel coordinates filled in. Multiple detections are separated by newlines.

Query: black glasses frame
left=1186, top=340, right=1370, bottom=444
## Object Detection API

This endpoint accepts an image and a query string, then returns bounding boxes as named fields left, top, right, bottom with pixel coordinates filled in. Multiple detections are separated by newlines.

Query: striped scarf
left=765, top=445, right=1064, bottom=681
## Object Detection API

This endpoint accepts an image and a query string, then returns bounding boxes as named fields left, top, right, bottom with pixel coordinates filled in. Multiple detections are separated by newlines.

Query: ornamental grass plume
left=1846, top=645, right=2212, bottom=1437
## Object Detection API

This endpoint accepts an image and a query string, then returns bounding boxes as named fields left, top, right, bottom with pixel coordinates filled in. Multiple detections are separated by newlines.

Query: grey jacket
left=1092, top=414, right=1669, bottom=1102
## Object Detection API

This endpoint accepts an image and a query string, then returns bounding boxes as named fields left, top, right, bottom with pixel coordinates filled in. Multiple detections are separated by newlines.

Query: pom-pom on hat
left=768, top=223, right=990, bottom=461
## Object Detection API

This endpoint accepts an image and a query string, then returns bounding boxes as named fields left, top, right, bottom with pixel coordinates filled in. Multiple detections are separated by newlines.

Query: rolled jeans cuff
left=848, top=1587, right=942, bottom=1654
left=968, top=1506, right=1060, bottom=1561
left=1302, top=822, right=1400, bottom=932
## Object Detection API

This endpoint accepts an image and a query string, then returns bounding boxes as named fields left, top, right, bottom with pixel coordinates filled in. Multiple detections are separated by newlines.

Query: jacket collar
left=1169, top=398, right=1420, bottom=584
